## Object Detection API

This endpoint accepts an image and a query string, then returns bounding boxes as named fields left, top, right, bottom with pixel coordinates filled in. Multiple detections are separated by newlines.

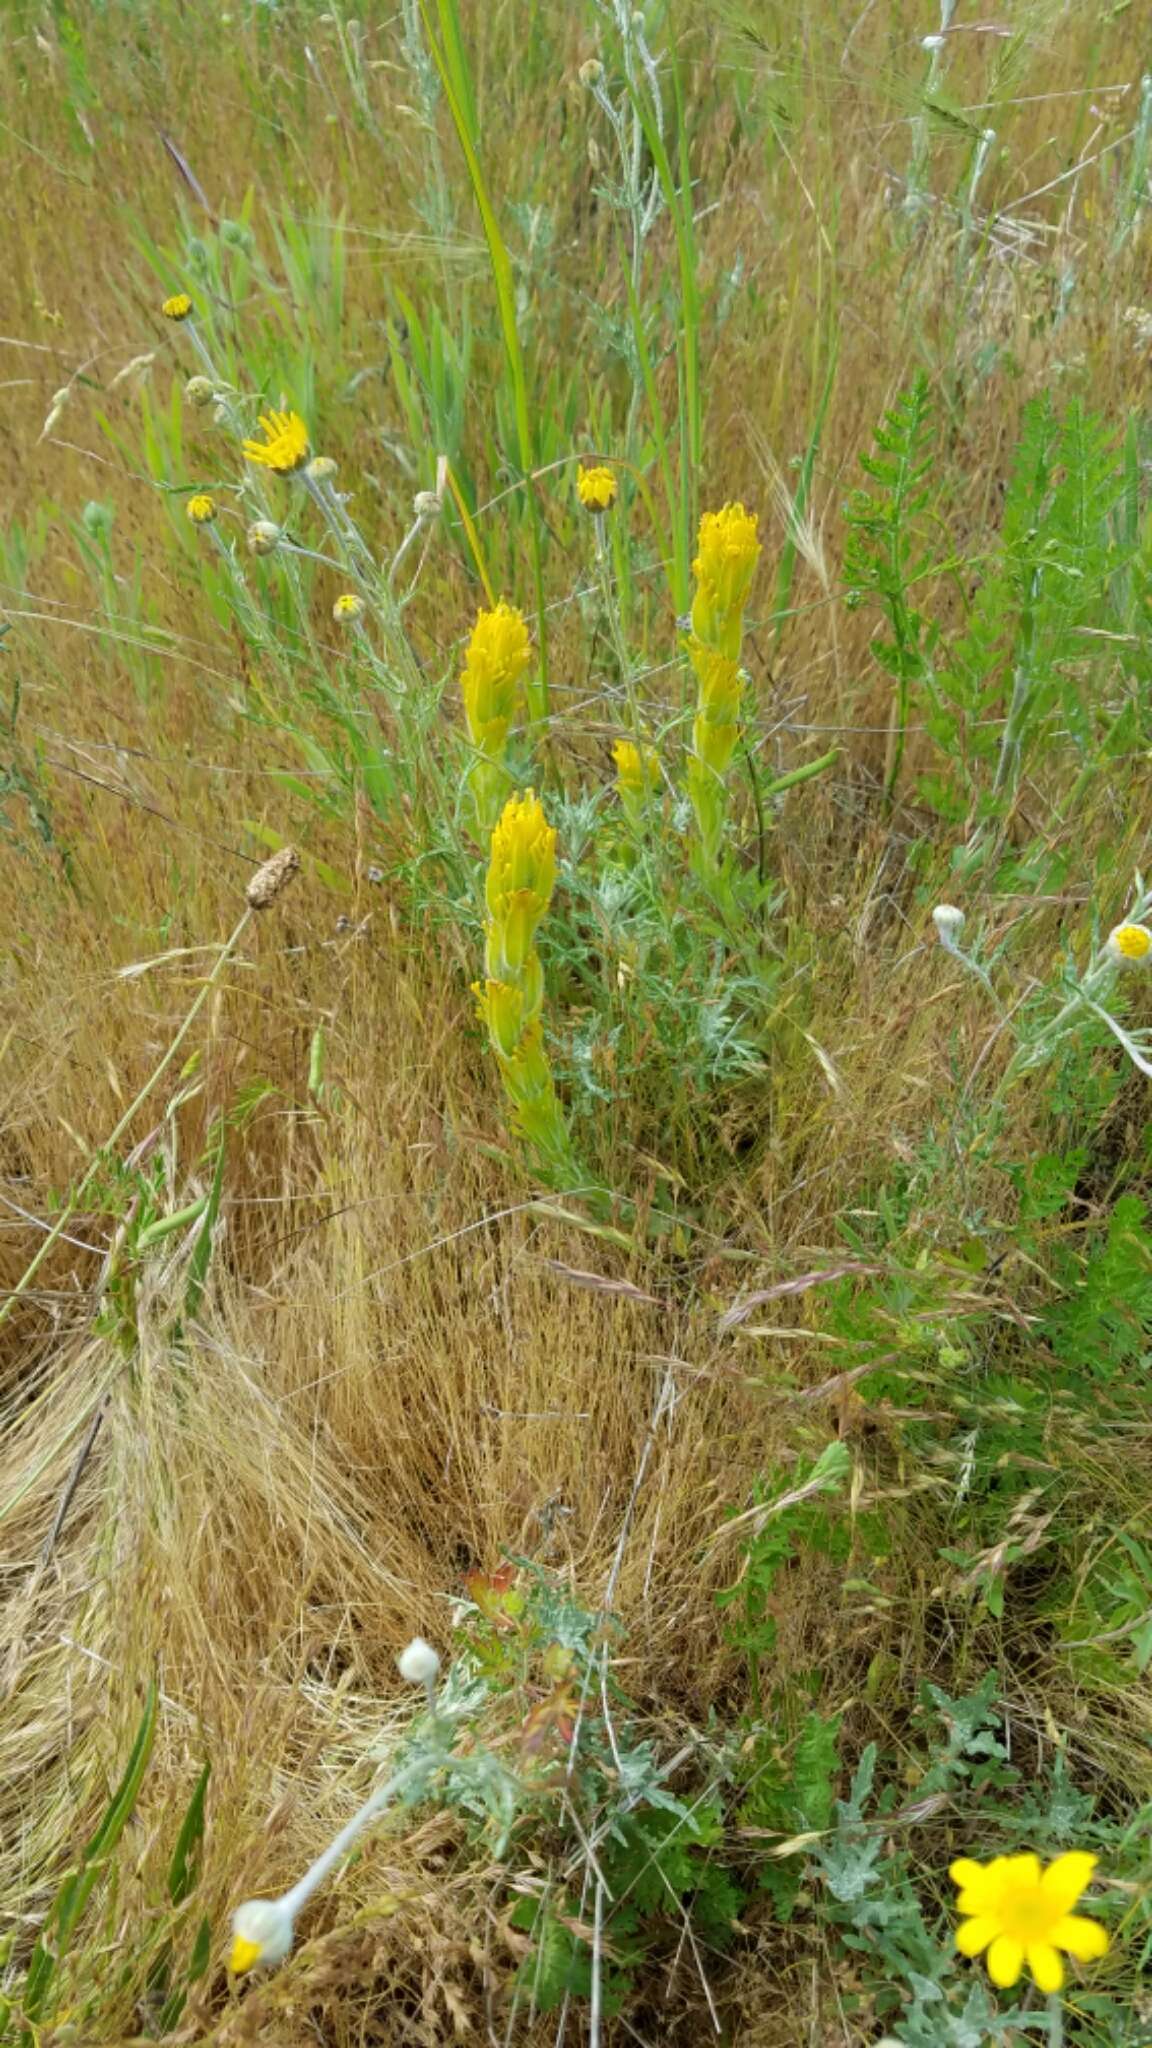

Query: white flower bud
left=397, top=1637, right=440, bottom=1686
left=230, top=1895, right=295, bottom=1974
left=247, top=520, right=282, bottom=557
left=932, top=903, right=966, bottom=944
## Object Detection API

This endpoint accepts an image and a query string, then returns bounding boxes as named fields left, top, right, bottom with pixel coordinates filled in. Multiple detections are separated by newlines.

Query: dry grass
left=3, top=0, right=1152, bottom=2040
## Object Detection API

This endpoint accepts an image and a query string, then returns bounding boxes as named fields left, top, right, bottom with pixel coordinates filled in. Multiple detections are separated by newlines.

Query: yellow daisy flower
left=242, top=408, right=310, bottom=474
left=576, top=463, right=617, bottom=512
left=162, top=293, right=193, bottom=321
left=186, top=494, right=216, bottom=525
left=951, top=1851, right=1109, bottom=1994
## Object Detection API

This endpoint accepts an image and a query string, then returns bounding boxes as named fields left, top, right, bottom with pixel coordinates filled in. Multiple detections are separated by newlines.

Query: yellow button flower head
left=951, top=1851, right=1109, bottom=1994
left=461, top=602, right=531, bottom=752
left=162, top=293, right=193, bottom=321
left=1105, top=921, right=1152, bottom=965
left=186, top=494, right=216, bottom=526
left=333, top=592, right=364, bottom=622
left=243, top=408, right=310, bottom=474
left=691, top=502, right=761, bottom=653
left=576, top=463, right=618, bottom=513
left=485, top=789, right=556, bottom=974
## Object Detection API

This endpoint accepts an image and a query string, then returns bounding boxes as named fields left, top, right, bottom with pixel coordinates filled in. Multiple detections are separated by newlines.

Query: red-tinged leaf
left=519, top=1683, right=579, bottom=1761
left=465, top=1564, right=520, bottom=1623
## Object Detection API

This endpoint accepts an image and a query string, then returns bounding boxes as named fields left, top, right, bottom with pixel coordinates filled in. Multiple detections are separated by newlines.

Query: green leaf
left=167, top=1762, right=210, bottom=1907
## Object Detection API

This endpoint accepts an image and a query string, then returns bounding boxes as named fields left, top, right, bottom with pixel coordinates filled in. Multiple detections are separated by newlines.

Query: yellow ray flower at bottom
left=950, top=1851, right=1109, bottom=1994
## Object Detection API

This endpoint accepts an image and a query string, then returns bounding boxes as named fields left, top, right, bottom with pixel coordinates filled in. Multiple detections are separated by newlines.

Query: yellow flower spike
left=950, top=1850, right=1110, bottom=1995
left=576, top=463, right=618, bottom=512
left=162, top=293, right=193, bottom=321
left=1105, top=921, right=1152, bottom=965
left=333, top=592, right=365, bottom=622
left=461, top=602, right=531, bottom=750
left=690, top=501, right=761, bottom=654
left=242, top=408, right=311, bottom=474
left=474, top=977, right=530, bottom=1060
left=186, top=493, right=216, bottom=526
left=485, top=790, right=556, bottom=939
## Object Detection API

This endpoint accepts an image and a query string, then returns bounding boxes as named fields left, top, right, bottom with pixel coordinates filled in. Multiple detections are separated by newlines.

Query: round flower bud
left=1105, top=922, right=1152, bottom=966
left=578, top=57, right=603, bottom=86
left=186, top=493, right=217, bottom=526
left=184, top=376, right=216, bottom=407
left=247, top=520, right=282, bottom=557
left=333, top=592, right=365, bottom=623
left=307, top=455, right=338, bottom=481
left=230, top=1896, right=295, bottom=1975
left=162, top=293, right=193, bottom=321
left=397, top=1637, right=440, bottom=1687
left=932, top=904, right=966, bottom=945
left=414, top=490, right=442, bottom=523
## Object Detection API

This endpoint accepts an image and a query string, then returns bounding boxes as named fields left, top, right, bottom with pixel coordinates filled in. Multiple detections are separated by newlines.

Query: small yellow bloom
left=1106, top=922, right=1152, bottom=965
left=229, top=1934, right=263, bottom=1974
left=186, top=494, right=217, bottom=526
left=162, top=293, right=193, bottom=321
left=333, top=592, right=365, bottom=622
left=577, top=463, right=617, bottom=512
left=461, top=602, right=531, bottom=751
left=243, top=408, right=310, bottom=474
left=612, top=739, right=658, bottom=798
left=951, top=1851, right=1109, bottom=1994
left=691, top=502, right=761, bottom=652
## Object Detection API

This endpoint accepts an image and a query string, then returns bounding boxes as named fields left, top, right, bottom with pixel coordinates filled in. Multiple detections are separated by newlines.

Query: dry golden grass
left=4, top=1, right=1152, bottom=2040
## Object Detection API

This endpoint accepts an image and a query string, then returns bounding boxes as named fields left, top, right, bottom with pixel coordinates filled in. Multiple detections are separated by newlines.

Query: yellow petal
left=955, top=1888, right=992, bottom=1915
left=1041, top=1852, right=1098, bottom=1914
left=956, top=1916, right=998, bottom=1958
left=1052, top=1914, right=1109, bottom=1962
left=230, top=1934, right=262, bottom=1974
left=987, top=1935, right=1024, bottom=1988
left=1027, top=1943, right=1064, bottom=1994
left=1001, top=1853, right=1042, bottom=1890
left=949, top=1858, right=987, bottom=1890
